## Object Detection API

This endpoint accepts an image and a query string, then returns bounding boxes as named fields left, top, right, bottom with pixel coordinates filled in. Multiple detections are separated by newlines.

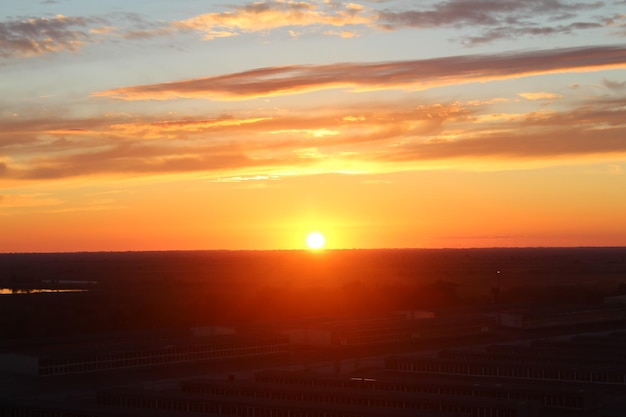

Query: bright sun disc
left=306, top=232, right=325, bottom=250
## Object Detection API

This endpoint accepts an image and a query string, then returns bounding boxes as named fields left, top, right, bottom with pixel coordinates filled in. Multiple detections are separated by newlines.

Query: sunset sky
left=2, top=0, right=626, bottom=252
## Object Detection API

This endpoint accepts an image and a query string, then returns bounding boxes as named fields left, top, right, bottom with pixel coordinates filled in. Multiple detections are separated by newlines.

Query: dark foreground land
left=1, top=247, right=626, bottom=337
left=2, top=247, right=626, bottom=416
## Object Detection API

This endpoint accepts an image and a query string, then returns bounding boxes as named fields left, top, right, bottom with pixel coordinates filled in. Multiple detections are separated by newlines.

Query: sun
left=306, top=232, right=326, bottom=250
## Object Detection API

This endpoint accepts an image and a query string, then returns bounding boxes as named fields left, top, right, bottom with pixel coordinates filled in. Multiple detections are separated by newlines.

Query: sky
left=1, top=0, right=626, bottom=252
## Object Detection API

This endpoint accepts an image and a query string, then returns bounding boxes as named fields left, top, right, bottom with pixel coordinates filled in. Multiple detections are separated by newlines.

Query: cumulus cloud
left=0, top=14, right=104, bottom=58
left=94, top=45, right=626, bottom=101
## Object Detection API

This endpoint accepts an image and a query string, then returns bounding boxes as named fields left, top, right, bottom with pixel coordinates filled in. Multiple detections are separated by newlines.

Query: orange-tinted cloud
left=518, top=92, right=563, bottom=100
left=2, top=0, right=617, bottom=62
left=107, top=116, right=271, bottom=139
left=167, top=0, right=613, bottom=46
left=0, top=193, right=62, bottom=208
left=173, top=1, right=372, bottom=39
left=2, top=1, right=615, bottom=62
left=3, top=95, right=626, bottom=182
left=380, top=125, right=626, bottom=164
left=94, top=45, right=626, bottom=101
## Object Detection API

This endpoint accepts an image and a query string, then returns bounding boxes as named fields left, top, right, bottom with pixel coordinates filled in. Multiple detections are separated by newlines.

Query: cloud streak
left=0, top=193, right=61, bottom=208
left=94, top=45, right=626, bottom=100
left=3, top=94, right=626, bottom=182
left=383, top=126, right=626, bottom=164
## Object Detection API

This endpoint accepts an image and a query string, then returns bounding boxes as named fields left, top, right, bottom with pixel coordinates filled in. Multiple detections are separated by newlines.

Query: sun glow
left=306, top=232, right=326, bottom=250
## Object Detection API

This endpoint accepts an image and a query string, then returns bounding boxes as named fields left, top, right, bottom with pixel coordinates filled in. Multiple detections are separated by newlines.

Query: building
left=255, top=369, right=598, bottom=412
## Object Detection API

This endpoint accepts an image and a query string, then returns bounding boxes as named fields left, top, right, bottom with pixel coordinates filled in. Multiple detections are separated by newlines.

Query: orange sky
left=1, top=1, right=626, bottom=251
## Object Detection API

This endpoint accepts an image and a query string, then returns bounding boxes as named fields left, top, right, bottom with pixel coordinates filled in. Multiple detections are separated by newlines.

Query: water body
left=0, top=288, right=88, bottom=295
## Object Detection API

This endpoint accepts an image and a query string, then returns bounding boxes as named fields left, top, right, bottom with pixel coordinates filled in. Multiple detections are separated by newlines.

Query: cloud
left=3, top=94, right=626, bottom=182
left=518, top=92, right=563, bottom=100
left=113, top=12, right=177, bottom=40
left=2, top=0, right=616, bottom=61
left=0, top=193, right=62, bottom=208
left=603, top=78, right=626, bottom=90
left=378, top=0, right=602, bottom=29
left=2, top=1, right=615, bottom=61
left=3, top=141, right=258, bottom=181
left=173, top=0, right=373, bottom=40
left=0, top=101, right=468, bottom=181
left=0, top=12, right=178, bottom=57
left=607, top=164, right=623, bottom=175
left=376, top=0, right=607, bottom=44
left=375, top=96, right=626, bottom=166
left=106, top=116, right=272, bottom=139
left=121, top=27, right=175, bottom=40
left=0, top=14, right=104, bottom=58
left=323, top=29, right=360, bottom=38
left=463, top=21, right=605, bottom=45
left=381, top=126, right=626, bottom=165
left=94, top=45, right=626, bottom=101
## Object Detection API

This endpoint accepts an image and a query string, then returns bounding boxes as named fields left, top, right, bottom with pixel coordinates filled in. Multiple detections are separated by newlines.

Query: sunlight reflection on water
left=0, top=288, right=88, bottom=295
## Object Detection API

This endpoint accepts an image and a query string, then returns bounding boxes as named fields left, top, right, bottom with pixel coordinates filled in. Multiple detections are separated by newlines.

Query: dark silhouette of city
left=2, top=247, right=626, bottom=416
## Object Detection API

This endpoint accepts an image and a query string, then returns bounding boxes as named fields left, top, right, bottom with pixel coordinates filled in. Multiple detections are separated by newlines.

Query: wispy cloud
left=376, top=0, right=610, bottom=45
left=4, top=1, right=619, bottom=61
left=173, top=0, right=372, bottom=40
left=3, top=94, right=626, bottom=182
left=518, top=92, right=563, bottom=100
left=463, top=21, right=605, bottom=45
left=94, top=45, right=626, bottom=100
left=114, top=12, right=175, bottom=40
left=381, top=125, right=626, bottom=165
left=0, top=12, right=179, bottom=59
left=0, top=14, right=104, bottom=58
left=604, top=78, right=626, bottom=90
left=166, top=0, right=614, bottom=45
left=323, top=29, right=360, bottom=38
left=0, top=193, right=62, bottom=208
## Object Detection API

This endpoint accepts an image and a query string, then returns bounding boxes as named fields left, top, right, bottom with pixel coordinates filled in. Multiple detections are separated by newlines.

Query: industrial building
left=4, top=307, right=626, bottom=416
left=97, top=383, right=537, bottom=417
left=254, top=369, right=599, bottom=412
